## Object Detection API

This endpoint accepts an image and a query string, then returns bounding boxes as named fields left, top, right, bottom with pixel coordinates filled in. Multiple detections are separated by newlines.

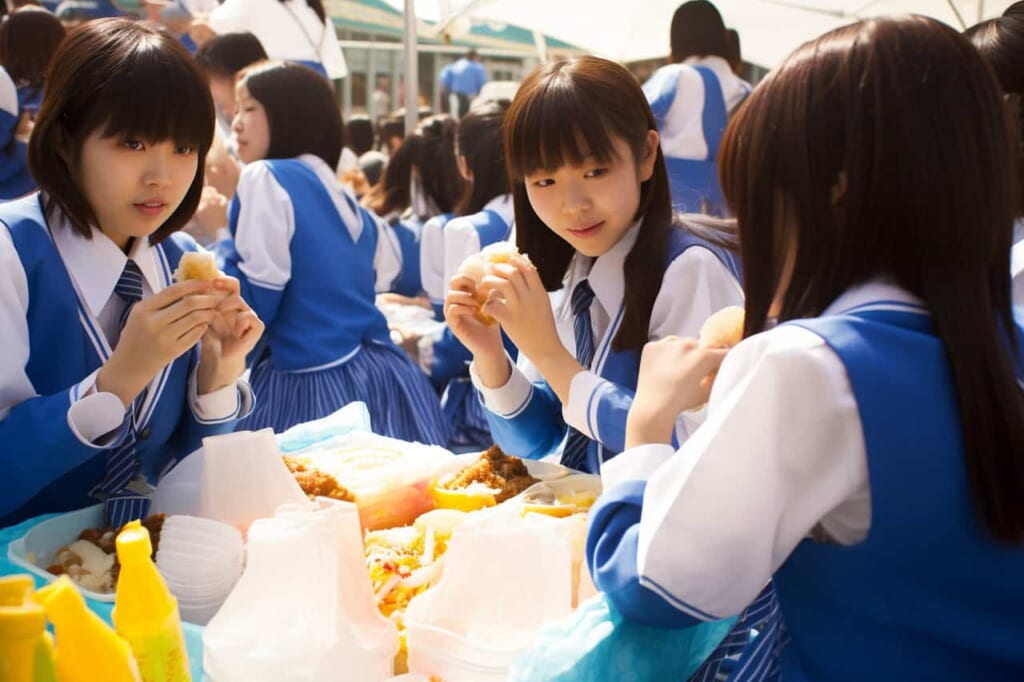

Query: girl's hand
left=444, top=273, right=508, bottom=387
left=194, top=186, right=229, bottom=237
left=197, top=277, right=265, bottom=394
left=97, top=280, right=221, bottom=408
left=479, top=257, right=562, bottom=362
left=626, top=337, right=730, bottom=447
left=480, top=258, right=582, bottom=402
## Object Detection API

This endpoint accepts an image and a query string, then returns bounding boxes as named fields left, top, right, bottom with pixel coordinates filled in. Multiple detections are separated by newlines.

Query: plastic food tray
left=6, top=504, right=116, bottom=602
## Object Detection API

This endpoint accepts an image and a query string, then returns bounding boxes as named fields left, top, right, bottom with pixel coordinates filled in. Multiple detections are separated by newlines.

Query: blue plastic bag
left=508, top=593, right=736, bottom=682
left=275, top=401, right=373, bottom=453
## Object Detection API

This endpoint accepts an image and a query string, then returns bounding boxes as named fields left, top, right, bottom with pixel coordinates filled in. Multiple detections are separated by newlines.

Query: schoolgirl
left=642, top=0, right=751, bottom=215
left=421, top=99, right=513, bottom=448
left=445, top=56, right=743, bottom=473
left=587, top=17, right=1024, bottom=680
left=0, top=19, right=261, bottom=527
left=222, top=61, right=447, bottom=444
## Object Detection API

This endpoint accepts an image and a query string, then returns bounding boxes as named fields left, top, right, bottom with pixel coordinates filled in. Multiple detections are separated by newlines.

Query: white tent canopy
left=392, top=0, right=1016, bottom=68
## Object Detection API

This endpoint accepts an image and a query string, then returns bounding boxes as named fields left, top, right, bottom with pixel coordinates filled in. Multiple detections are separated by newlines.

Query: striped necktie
left=96, top=259, right=151, bottom=527
left=560, top=279, right=595, bottom=471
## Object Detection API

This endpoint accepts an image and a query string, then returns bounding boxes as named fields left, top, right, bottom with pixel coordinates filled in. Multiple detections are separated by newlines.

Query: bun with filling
left=457, top=242, right=527, bottom=325
left=173, top=251, right=222, bottom=282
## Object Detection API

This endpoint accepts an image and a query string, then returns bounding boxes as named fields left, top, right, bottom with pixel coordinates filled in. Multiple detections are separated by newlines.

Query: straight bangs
left=94, top=58, right=213, bottom=151
left=505, top=74, right=622, bottom=182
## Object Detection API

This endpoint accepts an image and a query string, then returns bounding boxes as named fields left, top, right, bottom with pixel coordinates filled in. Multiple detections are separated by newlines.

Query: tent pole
left=404, top=0, right=418, bottom=137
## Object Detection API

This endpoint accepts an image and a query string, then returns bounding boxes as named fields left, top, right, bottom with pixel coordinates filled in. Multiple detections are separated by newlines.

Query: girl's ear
left=639, top=129, right=659, bottom=183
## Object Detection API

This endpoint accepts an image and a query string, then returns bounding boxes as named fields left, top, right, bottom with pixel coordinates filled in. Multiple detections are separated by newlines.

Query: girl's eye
left=123, top=139, right=145, bottom=151
left=175, top=144, right=196, bottom=155
left=585, top=168, right=608, bottom=178
left=531, top=178, right=554, bottom=188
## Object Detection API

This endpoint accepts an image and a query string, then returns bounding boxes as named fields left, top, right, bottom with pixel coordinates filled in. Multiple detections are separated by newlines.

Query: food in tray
left=457, top=242, right=530, bottom=325
left=521, top=476, right=602, bottom=518
left=44, top=514, right=165, bottom=594
left=433, top=445, right=541, bottom=510
left=173, top=251, right=222, bottom=282
left=283, top=455, right=354, bottom=502
left=282, top=434, right=453, bottom=530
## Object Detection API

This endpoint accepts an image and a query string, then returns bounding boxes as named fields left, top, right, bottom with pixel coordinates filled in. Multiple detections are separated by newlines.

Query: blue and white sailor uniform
left=643, top=56, right=750, bottom=216
left=587, top=280, right=1024, bottom=680
left=218, top=154, right=447, bottom=444
left=0, top=194, right=253, bottom=526
left=417, top=195, right=515, bottom=448
left=374, top=208, right=426, bottom=299
left=0, top=68, right=34, bottom=201
left=471, top=222, right=743, bottom=472
left=419, top=211, right=457, bottom=318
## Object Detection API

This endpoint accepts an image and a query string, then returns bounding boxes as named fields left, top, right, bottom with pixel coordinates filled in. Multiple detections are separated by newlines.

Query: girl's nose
left=562, top=182, right=592, bottom=214
left=142, top=151, right=171, bottom=187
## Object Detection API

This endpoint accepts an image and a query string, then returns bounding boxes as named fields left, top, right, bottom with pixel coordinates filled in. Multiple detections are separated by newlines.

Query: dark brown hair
left=240, top=61, right=343, bottom=168
left=965, top=1, right=1024, bottom=215
left=408, top=114, right=463, bottom=218
left=719, top=16, right=1024, bottom=542
left=27, top=18, right=214, bottom=244
left=0, top=7, right=65, bottom=100
left=456, top=98, right=510, bottom=216
left=194, top=31, right=268, bottom=80
left=364, top=135, right=413, bottom=217
left=670, top=1, right=730, bottom=63
left=504, top=56, right=673, bottom=351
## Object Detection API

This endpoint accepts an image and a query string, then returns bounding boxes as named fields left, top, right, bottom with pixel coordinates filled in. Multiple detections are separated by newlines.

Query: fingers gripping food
left=173, top=251, right=222, bottom=282
left=456, top=242, right=528, bottom=325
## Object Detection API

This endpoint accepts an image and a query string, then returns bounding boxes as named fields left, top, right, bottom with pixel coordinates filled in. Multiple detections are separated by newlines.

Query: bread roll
left=173, top=251, right=221, bottom=282
left=457, top=242, right=525, bottom=325
left=699, top=306, right=745, bottom=348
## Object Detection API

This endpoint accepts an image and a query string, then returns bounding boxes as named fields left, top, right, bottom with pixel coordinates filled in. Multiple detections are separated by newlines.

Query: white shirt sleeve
left=371, top=212, right=404, bottom=294
left=420, top=215, right=448, bottom=305
left=442, top=218, right=483, bottom=294
left=234, top=163, right=295, bottom=291
left=206, top=0, right=247, bottom=34
left=623, top=325, right=871, bottom=619
left=320, top=18, right=349, bottom=80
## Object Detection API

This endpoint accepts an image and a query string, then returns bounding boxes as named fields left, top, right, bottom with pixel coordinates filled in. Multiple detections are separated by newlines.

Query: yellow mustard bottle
left=0, top=575, right=43, bottom=682
left=32, top=576, right=140, bottom=682
left=113, top=520, right=190, bottom=682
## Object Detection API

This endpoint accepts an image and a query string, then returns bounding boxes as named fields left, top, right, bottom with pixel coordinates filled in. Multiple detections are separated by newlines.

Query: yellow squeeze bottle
left=0, top=575, right=57, bottom=682
left=33, top=576, right=140, bottom=682
left=113, top=521, right=191, bottom=682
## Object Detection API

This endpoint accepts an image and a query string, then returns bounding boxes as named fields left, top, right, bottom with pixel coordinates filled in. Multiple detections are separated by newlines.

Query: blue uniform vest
left=0, top=194, right=240, bottom=526
left=647, top=65, right=731, bottom=217
left=775, top=307, right=1024, bottom=680
left=486, top=227, right=742, bottom=473
left=223, top=158, right=392, bottom=372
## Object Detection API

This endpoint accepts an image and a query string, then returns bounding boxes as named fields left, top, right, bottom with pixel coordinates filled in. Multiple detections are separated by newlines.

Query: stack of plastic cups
left=155, top=516, right=244, bottom=625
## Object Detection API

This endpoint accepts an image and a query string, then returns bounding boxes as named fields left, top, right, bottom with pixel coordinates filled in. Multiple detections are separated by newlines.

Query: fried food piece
left=283, top=455, right=355, bottom=502
left=443, top=445, right=539, bottom=503
left=173, top=251, right=222, bottom=282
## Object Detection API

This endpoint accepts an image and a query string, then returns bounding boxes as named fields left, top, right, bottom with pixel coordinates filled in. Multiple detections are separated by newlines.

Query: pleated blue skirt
left=239, top=341, right=449, bottom=445
left=441, top=378, right=493, bottom=450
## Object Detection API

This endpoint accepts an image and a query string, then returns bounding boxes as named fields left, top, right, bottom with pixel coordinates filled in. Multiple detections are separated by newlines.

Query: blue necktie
left=560, top=279, right=595, bottom=471
left=96, top=260, right=151, bottom=527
